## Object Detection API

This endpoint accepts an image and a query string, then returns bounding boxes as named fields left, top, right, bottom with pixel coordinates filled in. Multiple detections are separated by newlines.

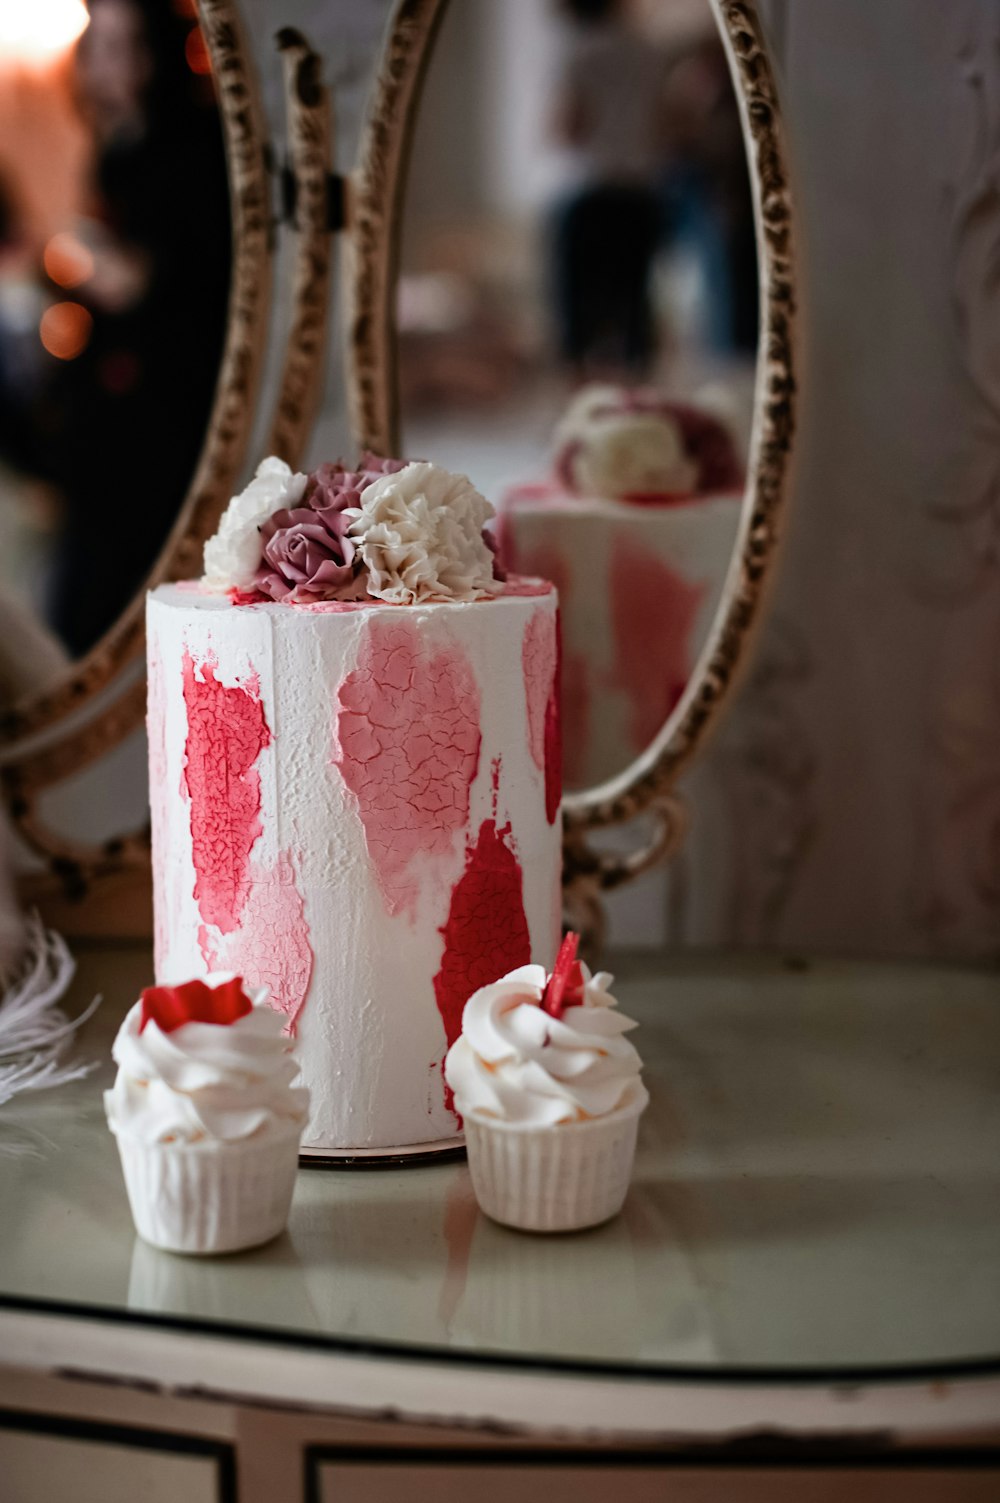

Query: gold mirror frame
left=266, top=28, right=335, bottom=464
left=347, top=0, right=797, bottom=920
left=0, top=0, right=274, bottom=888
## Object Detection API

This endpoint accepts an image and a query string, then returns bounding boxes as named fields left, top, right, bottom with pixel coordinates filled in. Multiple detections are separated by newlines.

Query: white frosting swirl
left=104, top=977, right=309, bottom=1146
left=203, top=457, right=308, bottom=592
left=346, top=460, right=501, bottom=605
left=444, top=963, right=645, bottom=1127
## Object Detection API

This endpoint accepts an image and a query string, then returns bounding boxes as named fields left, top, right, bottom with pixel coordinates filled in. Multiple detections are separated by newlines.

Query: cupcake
left=105, top=973, right=309, bottom=1254
left=445, top=934, right=647, bottom=1232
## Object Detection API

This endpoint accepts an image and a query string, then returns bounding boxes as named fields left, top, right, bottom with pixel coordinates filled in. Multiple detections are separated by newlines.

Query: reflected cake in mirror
left=147, top=456, right=562, bottom=1154
left=496, top=385, right=744, bottom=789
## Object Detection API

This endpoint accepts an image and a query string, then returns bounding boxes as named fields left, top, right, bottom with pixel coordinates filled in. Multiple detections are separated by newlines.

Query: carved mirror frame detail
left=348, top=0, right=798, bottom=915
left=266, top=28, right=335, bottom=465
left=0, top=0, right=274, bottom=879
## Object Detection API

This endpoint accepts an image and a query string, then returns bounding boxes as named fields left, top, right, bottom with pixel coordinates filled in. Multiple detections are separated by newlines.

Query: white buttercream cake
left=496, top=385, right=744, bottom=788
left=148, top=455, right=562, bottom=1153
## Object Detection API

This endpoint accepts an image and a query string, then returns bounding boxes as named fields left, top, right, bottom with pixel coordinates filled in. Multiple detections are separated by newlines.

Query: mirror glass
left=399, top=0, right=757, bottom=791
left=0, top=0, right=230, bottom=698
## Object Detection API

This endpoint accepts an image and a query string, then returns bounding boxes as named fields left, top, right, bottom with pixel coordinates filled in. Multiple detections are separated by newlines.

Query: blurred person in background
left=659, top=31, right=757, bottom=355
left=0, top=169, right=59, bottom=474
left=550, top=0, right=668, bottom=379
left=36, top=0, right=230, bottom=655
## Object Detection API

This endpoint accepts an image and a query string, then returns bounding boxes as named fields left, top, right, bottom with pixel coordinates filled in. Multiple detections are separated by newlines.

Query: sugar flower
left=347, top=461, right=501, bottom=605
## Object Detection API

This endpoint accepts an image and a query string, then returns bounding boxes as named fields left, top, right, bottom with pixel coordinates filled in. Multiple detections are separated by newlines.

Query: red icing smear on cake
left=433, top=818, right=532, bottom=1122
left=609, top=534, right=708, bottom=752
left=506, top=541, right=587, bottom=788
left=545, top=617, right=563, bottom=822
left=334, top=616, right=481, bottom=919
left=181, top=650, right=271, bottom=934
left=494, top=575, right=556, bottom=598
left=522, top=609, right=553, bottom=775
left=522, top=607, right=562, bottom=825
left=198, top=852, right=314, bottom=1034
left=147, top=638, right=170, bottom=977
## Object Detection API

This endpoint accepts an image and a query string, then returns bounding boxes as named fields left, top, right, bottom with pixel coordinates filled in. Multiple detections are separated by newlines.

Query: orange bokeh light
left=0, top=0, right=89, bottom=63
left=43, top=231, right=95, bottom=289
left=184, top=26, right=211, bottom=75
left=40, top=300, right=92, bottom=360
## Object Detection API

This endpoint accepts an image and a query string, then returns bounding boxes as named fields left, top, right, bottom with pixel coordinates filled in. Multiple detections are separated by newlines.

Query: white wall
left=681, top=0, right=1000, bottom=959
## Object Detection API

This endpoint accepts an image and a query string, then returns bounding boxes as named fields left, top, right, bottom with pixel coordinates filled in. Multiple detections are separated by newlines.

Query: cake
left=496, top=385, right=744, bottom=787
left=148, top=455, right=562, bottom=1154
left=105, top=972, right=308, bottom=1253
left=444, top=932, right=647, bottom=1231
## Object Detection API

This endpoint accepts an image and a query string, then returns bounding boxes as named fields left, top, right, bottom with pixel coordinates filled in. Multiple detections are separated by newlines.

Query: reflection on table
left=1, top=945, right=998, bottom=1378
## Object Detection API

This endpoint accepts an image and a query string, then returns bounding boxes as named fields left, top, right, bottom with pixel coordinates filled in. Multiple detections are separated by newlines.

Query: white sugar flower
left=569, top=411, right=698, bottom=499
left=347, top=461, right=501, bottom=605
left=202, top=457, right=307, bottom=591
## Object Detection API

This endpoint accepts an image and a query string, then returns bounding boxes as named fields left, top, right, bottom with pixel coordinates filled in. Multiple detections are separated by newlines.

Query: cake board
left=298, top=1134, right=466, bottom=1168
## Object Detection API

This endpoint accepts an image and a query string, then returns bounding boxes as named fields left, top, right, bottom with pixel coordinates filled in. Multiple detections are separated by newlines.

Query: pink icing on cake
left=432, top=817, right=532, bottom=1121
left=505, top=542, right=587, bottom=788
left=610, top=534, right=707, bottom=752
left=334, top=616, right=482, bottom=919
left=198, top=852, right=314, bottom=1034
left=147, top=639, right=169, bottom=978
left=181, top=650, right=271, bottom=934
left=522, top=608, right=554, bottom=776
left=521, top=607, right=562, bottom=825
left=545, top=621, right=563, bottom=822
left=493, top=576, right=554, bottom=598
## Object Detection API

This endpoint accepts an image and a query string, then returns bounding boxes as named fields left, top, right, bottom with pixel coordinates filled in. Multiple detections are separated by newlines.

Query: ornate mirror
left=0, top=0, right=274, bottom=910
left=350, top=0, right=796, bottom=936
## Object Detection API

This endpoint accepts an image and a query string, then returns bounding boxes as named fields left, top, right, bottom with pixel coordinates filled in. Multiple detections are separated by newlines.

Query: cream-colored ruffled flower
left=202, top=457, right=308, bottom=591
left=347, top=461, right=500, bottom=605
left=568, top=411, right=698, bottom=498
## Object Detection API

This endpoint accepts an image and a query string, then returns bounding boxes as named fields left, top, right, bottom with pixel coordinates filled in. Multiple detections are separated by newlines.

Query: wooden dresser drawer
left=310, top=1456, right=1000, bottom=1503
left=0, top=1414, right=233, bottom=1503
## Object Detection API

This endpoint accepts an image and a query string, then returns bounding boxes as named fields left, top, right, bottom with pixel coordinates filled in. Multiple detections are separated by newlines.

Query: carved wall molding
left=909, top=3, right=1000, bottom=954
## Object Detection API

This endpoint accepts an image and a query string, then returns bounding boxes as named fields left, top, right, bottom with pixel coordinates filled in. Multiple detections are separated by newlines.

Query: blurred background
left=398, top=0, right=756, bottom=491
left=0, top=0, right=228, bottom=667
left=397, top=0, right=755, bottom=805
left=2, top=0, right=999, bottom=968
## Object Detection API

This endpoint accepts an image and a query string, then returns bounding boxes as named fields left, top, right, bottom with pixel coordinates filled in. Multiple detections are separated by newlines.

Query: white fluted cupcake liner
left=113, top=1122, right=302, bottom=1254
left=462, top=1086, right=648, bottom=1233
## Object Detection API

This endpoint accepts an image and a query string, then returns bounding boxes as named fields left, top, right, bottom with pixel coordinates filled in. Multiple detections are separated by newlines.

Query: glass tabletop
left=1, top=943, right=998, bottom=1381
